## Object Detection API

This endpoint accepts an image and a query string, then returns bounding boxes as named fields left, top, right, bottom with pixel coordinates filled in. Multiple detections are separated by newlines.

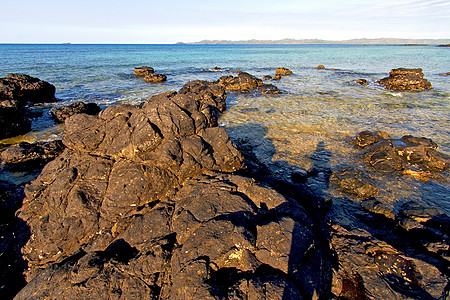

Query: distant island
left=179, top=38, right=450, bottom=45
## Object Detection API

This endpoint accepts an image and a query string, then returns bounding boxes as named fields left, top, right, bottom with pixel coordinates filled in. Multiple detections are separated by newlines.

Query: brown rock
left=51, top=101, right=101, bottom=123
left=216, top=72, right=263, bottom=91
left=377, top=68, right=432, bottom=91
left=275, top=67, right=293, bottom=76
left=316, top=65, right=325, bottom=69
left=0, top=74, right=56, bottom=107
left=273, top=75, right=282, bottom=80
left=133, top=66, right=155, bottom=77
left=144, top=73, right=167, bottom=83
left=356, top=79, right=368, bottom=85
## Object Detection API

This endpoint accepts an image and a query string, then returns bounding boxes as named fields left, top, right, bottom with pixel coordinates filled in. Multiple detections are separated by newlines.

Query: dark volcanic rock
left=0, top=73, right=56, bottom=107
left=331, top=224, right=448, bottom=300
left=178, top=80, right=227, bottom=112
left=217, top=72, right=263, bottom=92
left=377, top=68, right=432, bottom=91
left=354, top=131, right=449, bottom=178
left=1, top=140, right=65, bottom=169
left=275, top=67, right=293, bottom=76
left=360, top=198, right=395, bottom=219
left=330, top=166, right=378, bottom=199
left=51, top=101, right=101, bottom=123
left=0, top=106, right=31, bottom=139
left=16, top=171, right=332, bottom=299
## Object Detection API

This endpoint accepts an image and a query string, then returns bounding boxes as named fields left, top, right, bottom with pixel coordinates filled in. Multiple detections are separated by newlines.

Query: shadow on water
left=0, top=179, right=31, bottom=300
left=227, top=122, right=450, bottom=299
left=227, top=122, right=335, bottom=299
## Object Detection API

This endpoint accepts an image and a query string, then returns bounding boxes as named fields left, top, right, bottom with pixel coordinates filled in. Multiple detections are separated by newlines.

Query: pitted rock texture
left=0, top=73, right=56, bottom=107
left=51, top=101, right=101, bottom=123
left=16, top=172, right=332, bottom=299
left=377, top=68, right=432, bottom=91
left=18, top=81, right=244, bottom=282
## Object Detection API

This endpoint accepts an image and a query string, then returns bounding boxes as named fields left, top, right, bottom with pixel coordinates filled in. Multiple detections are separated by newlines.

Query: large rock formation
left=217, top=72, right=263, bottom=92
left=15, top=80, right=331, bottom=299
left=0, top=74, right=56, bottom=108
left=51, top=101, right=101, bottom=123
left=275, top=67, right=293, bottom=76
left=377, top=68, right=432, bottom=91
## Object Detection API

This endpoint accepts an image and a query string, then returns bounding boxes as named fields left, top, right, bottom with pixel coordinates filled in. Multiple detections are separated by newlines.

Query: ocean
left=0, top=43, right=449, bottom=214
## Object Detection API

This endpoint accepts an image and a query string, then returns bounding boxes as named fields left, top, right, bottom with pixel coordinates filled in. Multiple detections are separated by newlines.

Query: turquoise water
left=0, top=44, right=449, bottom=213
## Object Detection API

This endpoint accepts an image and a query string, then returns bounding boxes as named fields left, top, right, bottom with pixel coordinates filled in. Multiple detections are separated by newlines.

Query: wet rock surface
left=377, top=68, right=432, bottom=91
left=51, top=101, right=101, bottom=123
left=354, top=131, right=449, bottom=179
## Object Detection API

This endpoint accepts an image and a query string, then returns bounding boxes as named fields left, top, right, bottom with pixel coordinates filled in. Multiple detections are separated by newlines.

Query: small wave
left=388, top=92, right=403, bottom=97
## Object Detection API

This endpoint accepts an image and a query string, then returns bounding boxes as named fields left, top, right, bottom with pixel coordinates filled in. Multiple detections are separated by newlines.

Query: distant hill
left=180, top=38, right=450, bottom=45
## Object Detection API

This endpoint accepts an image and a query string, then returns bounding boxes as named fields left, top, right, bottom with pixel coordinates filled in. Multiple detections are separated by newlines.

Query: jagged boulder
left=51, top=102, right=101, bottom=123
left=377, top=68, right=432, bottom=91
left=133, top=66, right=155, bottom=76
left=0, top=74, right=56, bottom=107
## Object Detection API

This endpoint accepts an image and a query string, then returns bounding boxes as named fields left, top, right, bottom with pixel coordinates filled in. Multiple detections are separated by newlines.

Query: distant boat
left=62, top=42, right=71, bottom=45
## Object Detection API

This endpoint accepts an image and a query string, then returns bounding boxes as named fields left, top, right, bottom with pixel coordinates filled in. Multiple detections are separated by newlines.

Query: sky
left=1, top=0, right=449, bottom=43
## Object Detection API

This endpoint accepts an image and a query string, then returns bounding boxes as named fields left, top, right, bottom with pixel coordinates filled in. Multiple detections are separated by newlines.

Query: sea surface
left=0, top=44, right=449, bottom=214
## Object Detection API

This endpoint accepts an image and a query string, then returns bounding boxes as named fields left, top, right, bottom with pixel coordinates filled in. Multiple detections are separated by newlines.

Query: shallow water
left=1, top=44, right=449, bottom=213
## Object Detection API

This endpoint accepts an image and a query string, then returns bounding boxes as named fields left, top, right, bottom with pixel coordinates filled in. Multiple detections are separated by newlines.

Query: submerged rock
left=258, top=84, right=280, bottom=94
left=51, top=101, right=101, bottom=123
left=377, top=68, right=432, bottom=91
left=330, top=166, right=378, bottom=199
left=354, top=131, right=449, bottom=178
left=0, top=74, right=56, bottom=108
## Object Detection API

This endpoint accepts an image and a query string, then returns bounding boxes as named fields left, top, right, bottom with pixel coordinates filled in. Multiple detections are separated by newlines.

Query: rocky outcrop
left=316, top=65, right=325, bottom=69
left=258, top=84, right=280, bottom=94
left=377, top=68, right=432, bottom=91
left=51, top=102, right=101, bottom=123
left=354, top=131, right=449, bottom=179
left=275, top=67, right=293, bottom=76
left=0, top=74, right=56, bottom=108
left=134, top=66, right=167, bottom=83
left=216, top=72, right=263, bottom=92
left=15, top=80, right=333, bottom=299
left=1, top=140, right=65, bottom=169
left=0, top=106, right=31, bottom=140
left=16, top=172, right=332, bottom=299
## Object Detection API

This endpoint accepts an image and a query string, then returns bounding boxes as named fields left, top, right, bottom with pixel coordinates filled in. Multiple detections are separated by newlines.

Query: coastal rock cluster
left=14, top=80, right=332, bottom=299
left=377, top=68, right=432, bottom=91
left=134, top=66, right=167, bottom=83
left=216, top=72, right=279, bottom=94
left=0, top=74, right=56, bottom=139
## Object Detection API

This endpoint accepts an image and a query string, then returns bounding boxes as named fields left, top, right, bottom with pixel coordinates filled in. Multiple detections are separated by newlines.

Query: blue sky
left=2, top=0, right=449, bottom=43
